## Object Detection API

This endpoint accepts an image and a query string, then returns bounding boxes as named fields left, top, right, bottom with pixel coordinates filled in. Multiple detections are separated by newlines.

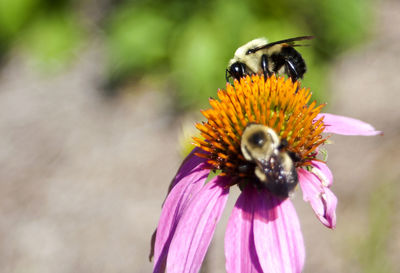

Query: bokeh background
left=1, top=0, right=399, bottom=272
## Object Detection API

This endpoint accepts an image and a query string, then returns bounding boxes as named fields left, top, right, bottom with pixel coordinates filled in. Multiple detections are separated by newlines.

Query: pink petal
left=170, top=147, right=208, bottom=190
left=298, top=169, right=338, bottom=228
left=153, top=161, right=210, bottom=272
left=253, top=189, right=305, bottom=273
left=166, top=175, right=230, bottom=273
left=225, top=187, right=263, bottom=273
left=310, top=161, right=333, bottom=187
left=317, top=113, right=381, bottom=136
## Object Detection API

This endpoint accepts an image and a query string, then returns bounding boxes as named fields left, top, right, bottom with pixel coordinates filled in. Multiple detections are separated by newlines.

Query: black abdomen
left=270, top=46, right=307, bottom=80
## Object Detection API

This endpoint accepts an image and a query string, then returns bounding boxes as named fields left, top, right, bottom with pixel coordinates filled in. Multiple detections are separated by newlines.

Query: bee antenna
left=225, top=69, right=231, bottom=82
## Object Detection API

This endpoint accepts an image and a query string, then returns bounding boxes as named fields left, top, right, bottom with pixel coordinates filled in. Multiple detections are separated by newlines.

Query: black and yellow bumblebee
left=226, top=36, right=313, bottom=82
left=240, top=123, right=299, bottom=198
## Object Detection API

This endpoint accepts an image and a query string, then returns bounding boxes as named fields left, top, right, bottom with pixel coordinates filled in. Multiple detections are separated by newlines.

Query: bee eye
left=229, top=62, right=246, bottom=80
left=248, top=131, right=266, bottom=147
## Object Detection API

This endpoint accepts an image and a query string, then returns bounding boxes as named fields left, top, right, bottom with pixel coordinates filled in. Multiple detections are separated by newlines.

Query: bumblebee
left=240, top=123, right=299, bottom=198
left=226, top=36, right=313, bottom=82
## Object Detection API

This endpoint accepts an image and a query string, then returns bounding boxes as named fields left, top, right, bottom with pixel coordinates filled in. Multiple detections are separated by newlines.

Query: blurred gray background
left=0, top=0, right=399, bottom=272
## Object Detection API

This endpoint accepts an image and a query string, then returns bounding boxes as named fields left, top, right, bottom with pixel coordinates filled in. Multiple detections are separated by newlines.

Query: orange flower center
left=193, top=75, right=326, bottom=183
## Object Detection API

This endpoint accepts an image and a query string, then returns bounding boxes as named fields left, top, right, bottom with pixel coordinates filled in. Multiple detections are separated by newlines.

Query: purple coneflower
left=152, top=75, right=380, bottom=273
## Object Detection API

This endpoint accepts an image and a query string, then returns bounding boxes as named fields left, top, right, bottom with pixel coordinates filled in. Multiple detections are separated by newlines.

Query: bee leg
left=284, top=59, right=299, bottom=82
left=279, top=138, right=301, bottom=163
left=288, top=151, right=301, bottom=163
left=278, top=139, right=288, bottom=150
left=261, top=54, right=272, bottom=79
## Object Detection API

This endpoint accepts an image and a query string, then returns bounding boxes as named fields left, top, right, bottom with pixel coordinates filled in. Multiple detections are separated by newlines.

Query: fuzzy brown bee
left=226, top=36, right=313, bottom=82
left=240, top=123, right=299, bottom=198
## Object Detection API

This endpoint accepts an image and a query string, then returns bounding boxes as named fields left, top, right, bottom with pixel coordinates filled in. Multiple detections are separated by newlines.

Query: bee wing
left=247, top=36, right=314, bottom=54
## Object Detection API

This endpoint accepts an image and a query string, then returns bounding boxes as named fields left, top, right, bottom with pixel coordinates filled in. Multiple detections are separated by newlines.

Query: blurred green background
left=0, top=0, right=398, bottom=273
left=0, top=0, right=374, bottom=107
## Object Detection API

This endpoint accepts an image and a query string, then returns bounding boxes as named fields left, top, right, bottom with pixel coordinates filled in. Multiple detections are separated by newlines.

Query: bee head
left=227, top=62, right=246, bottom=81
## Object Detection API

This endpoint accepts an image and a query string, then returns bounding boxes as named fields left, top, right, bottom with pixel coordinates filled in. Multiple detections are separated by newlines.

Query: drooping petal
left=317, top=113, right=381, bottom=136
left=153, top=160, right=210, bottom=272
left=170, top=147, right=208, bottom=190
left=298, top=169, right=338, bottom=228
left=253, top=189, right=305, bottom=273
left=310, top=160, right=333, bottom=187
left=225, top=187, right=263, bottom=273
left=151, top=148, right=208, bottom=262
left=165, top=175, right=230, bottom=273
